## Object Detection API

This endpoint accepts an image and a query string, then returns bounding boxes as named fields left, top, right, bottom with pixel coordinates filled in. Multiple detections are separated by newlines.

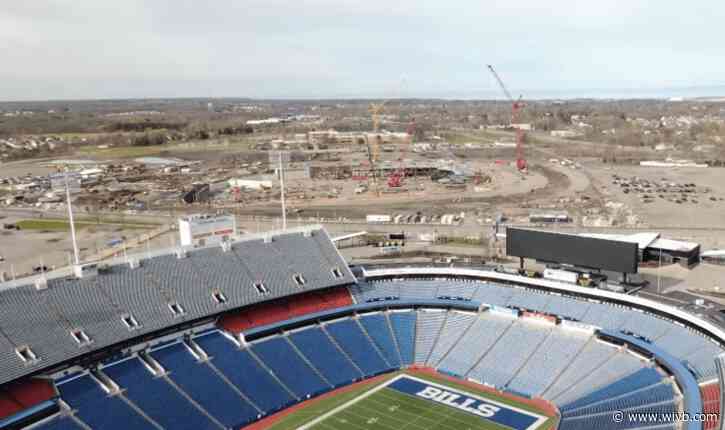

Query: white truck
left=366, top=214, right=391, bottom=224
left=544, top=268, right=595, bottom=287
left=543, top=268, right=580, bottom=284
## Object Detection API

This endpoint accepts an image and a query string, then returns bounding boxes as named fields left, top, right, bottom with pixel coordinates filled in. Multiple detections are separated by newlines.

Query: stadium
left=0, top=225, right=723, bottom=430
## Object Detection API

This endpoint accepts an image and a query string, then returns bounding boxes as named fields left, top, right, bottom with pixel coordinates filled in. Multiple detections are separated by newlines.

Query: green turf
left=268, top=372, right=555, bottom=430
left=16, top=219, right=89, bottom=231
left=16, top=219, right=156, bottom=231
left=268, top=374, right=399, bottom=430
left=309, top=387, right=511, bottom=430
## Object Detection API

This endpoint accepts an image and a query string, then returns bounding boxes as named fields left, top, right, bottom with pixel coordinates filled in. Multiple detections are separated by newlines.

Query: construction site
left=3, top=68, right=725, bottom=294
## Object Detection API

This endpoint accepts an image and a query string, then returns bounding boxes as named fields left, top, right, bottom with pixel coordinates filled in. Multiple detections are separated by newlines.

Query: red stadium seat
left=0, top=379, right=55, bottom=420
left=218, top=287, right=353, bottom=334
left=700, top=382, right=720, bottom=430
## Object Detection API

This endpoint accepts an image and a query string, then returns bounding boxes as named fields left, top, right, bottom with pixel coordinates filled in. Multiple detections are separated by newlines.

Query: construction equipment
left=487, top=65, right=527, bottom=171
left=362, top=101, right=389, bottom=195
left=387, top=118, right=415, bottom=188
left=387, top=171, right=403, bottom=188
left=369, top=101, right=387, bottom=132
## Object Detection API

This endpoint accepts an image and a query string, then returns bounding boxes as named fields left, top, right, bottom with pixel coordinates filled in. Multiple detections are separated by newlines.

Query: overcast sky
left=1, top=1, right=724, bottom=101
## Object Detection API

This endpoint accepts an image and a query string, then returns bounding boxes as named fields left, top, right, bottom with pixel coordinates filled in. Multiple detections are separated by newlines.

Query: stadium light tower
left=279, top=152, right=286, bottom=230
left=270, top=151, right=290, bottom=230
left=64, top=172, right=80, bottom=265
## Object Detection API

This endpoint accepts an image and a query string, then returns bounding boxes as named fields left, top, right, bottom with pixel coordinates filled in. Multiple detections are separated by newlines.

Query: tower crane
left=487, top=65, right=527, bottom=171
left=387, top=118, right=415, bottom=188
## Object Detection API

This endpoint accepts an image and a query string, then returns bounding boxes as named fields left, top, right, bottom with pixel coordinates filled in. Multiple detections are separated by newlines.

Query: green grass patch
left=16, top=219, right=156, bottom=231
left=76, top=138, right=253, bottom=159
left=17, top=219, right=83, bottom=231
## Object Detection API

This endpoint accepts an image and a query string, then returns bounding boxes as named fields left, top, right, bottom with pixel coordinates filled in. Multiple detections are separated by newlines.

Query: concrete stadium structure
left=0, top=226, right=723, bottom=430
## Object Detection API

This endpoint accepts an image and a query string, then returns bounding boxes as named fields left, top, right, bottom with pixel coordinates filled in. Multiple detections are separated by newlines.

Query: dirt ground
left=0, top=213, right=165, bottom=278
left=582, top=161, right=725, bottom=229
left=5, top=133, right=725, bottom=290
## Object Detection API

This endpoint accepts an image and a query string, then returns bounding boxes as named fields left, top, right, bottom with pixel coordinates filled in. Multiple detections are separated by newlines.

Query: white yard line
left=296, top=374, right=406, bottom=430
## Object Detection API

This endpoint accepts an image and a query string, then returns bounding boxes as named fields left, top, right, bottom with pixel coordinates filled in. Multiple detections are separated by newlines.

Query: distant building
left=529, top=212, right=571, bottom=224
left=49, top=172, right=81, bottom=194
left=550, top=130, right=581, bottom=138
left=510, top=123, right=533, bottom=131
left=701, top=250, right=725, bottom=265
left=246, top=118, right=284, bottom=126
left=228, top=177, right=273, bottom=191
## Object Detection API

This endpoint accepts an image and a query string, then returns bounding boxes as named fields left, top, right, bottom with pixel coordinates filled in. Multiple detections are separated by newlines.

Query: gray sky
left=1, top=1, right=724, bottom=101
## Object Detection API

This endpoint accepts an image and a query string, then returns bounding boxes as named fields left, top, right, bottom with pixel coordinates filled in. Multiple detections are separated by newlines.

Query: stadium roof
left=578, top=232, right=660, bottom=250
left=578, top=232, right=699, bottom=253
left=0, top=225, right=355, bottom=386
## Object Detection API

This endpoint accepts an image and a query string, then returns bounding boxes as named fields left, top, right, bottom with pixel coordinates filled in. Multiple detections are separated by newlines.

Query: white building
left=550, top=130, right=581, bottom=138
left=178, top=214, right=236, bottom=247
left=228, top=177, right=273, bottom=191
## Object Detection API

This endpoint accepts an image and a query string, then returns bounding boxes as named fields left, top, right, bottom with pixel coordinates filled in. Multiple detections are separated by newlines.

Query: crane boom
left=487, top=65, right=514, bottom=103
left=487, top=64, right=527, bottom=171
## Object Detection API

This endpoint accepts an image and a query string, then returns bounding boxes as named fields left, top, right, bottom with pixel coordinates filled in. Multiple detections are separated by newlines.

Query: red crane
left=487, top=65, right=527, bottom=171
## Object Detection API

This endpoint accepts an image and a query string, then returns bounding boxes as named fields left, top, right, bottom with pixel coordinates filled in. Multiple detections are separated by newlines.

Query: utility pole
left=657, top=246, right=662, bottom=294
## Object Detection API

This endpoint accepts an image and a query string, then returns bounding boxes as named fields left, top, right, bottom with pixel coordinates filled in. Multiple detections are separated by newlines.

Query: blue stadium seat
left=57, top=374, right=155, bottom=430
left=358, top=313, right=401, bottom=368
left=389, top=311, right=416, bottom=366
left=150, top=341, right=260, bottom=428
left=288, top=327, right=361, bottom=387
left=325, top=318, right=392, bottom=375
left=565, top=382, right=674, bottom=418
left=193, top=333, right=294, bottom=415
left=251, top=336, right=331, bottom=399
left=561, top=368, right=664, bottom=411
left=102, top=357, right=218, bottom=429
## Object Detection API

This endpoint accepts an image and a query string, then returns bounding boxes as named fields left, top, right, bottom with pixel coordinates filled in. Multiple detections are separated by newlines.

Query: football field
left=298, top=375, right=551, bottom=430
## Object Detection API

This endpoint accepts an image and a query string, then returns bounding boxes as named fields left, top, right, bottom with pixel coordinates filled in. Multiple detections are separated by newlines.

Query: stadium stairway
left=414, top=309, right=448, bottom=364
left=287, top=326, right=363, bottom=387
left=357, top=313, right=402, bottom=369
left=323, top=319, right=392, bottom=376
left=29, top=416, right=86, bottom=430
left=249, top=336, right=331, bottom=400
left=149, top=340, right=260, bottom=428
left=101, top=357, right=224, bottom=429
left=438, top=311, right=516, bottom=379
left=388, top=310, right=417, bottom=366
left=425, top=310, right=478, bottom=368
left=55, top=373, right=158, bottom=429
